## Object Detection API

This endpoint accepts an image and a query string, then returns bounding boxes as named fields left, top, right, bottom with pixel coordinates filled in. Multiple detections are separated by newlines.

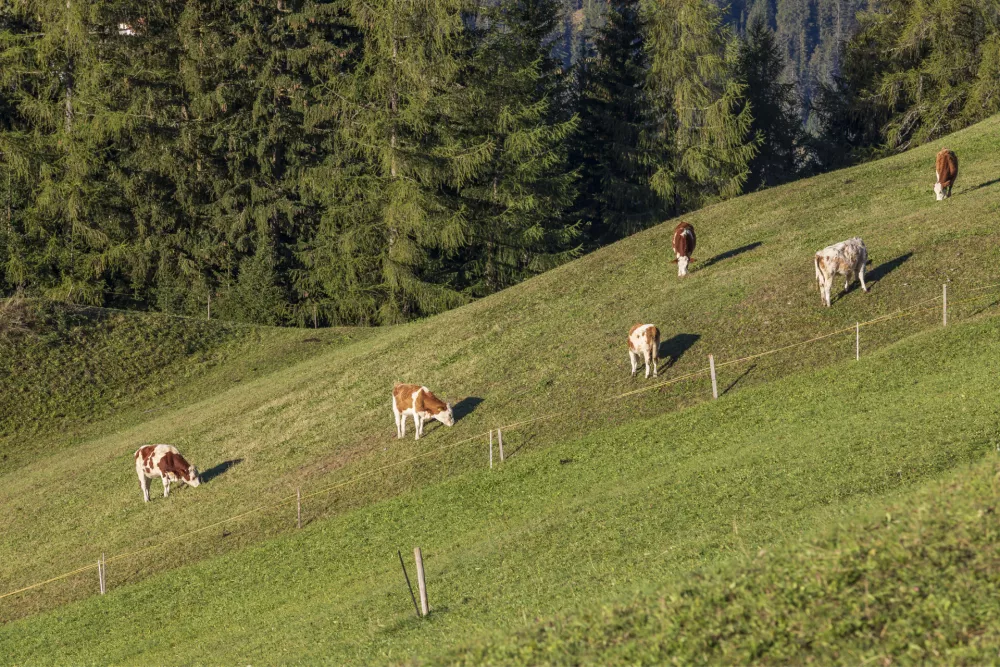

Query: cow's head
left=934, top=182, right=945, bottom=200
left=185, top=465, right=201, bottom=487
left=436, top=404, right=455, bottom=427
left=677, top=255, right=690, bottom=277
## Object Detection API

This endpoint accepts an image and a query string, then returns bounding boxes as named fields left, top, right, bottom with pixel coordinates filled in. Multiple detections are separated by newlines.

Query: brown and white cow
left=628, top=323, right=660, bottom=378
left=134, top=444, right=201, bottom=502
left=934, top=148, right=958, bottom=201
left=814, top=237, right=869, bottom=308
left=392, top=383, right=455, bottom=440
left=672, top=222, right=696, bottom=277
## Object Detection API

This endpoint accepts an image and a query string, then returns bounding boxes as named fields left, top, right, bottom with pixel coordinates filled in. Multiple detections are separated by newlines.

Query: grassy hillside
left=2, top=115, right=1000, bottom=661
left=3, top=312, right=1000, bottom=664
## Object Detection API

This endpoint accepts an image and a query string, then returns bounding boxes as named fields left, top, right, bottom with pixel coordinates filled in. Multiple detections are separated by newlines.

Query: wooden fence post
left=398, top=549, right=421, bottom=619
left=943, top=284, right=948, bottom=326
left=709, top=354, right=718, bottom=400
left=489, top=430, right=493, bottom=469
left=98, top=553, right=106, bottom=595
left=414, top=547, right=429, bottom=617
left=297, top=488, right=301, bottom=529
left=856, top=322, right=860, bottom=361
left=498, top=429, right=504, bottom=463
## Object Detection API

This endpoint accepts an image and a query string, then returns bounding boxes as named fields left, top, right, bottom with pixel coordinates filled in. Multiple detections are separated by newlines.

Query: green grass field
left=2, top=116, right=1000, bottom=664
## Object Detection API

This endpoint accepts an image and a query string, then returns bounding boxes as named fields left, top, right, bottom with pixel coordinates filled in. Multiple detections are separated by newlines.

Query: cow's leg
left=650, top=351, right=658, bottom=377
left=415, top=415, right=423, bottom=440
left=400, top=412, right=407, bottom=438
left=393, top=406, right=402, bottom=438
left=138, top=473, right=149, bottom=503
left=629, top=351, right=638, bottom=377
left=824, top=279, right=832, bottom=307
left=163, top=477, right=171, bottom=498
left=859, top=265, right=869, bottom=293
left=644, top=349, right=653, bottom=378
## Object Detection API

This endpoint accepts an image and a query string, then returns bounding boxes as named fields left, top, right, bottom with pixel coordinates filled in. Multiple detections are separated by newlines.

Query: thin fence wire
left=4, top=282, right=1000, bottom=604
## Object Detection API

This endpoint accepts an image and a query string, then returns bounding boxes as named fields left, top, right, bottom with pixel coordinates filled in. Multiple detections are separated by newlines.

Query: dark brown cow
left=672, top=222, right=696, bottom=276
left=935, top=148, right=958, bottom=200
left=134, top=444, right=201, bottom=502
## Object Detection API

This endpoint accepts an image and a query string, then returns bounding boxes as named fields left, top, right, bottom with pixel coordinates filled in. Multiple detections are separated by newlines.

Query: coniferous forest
left=1, top=0, right=998, bottom=326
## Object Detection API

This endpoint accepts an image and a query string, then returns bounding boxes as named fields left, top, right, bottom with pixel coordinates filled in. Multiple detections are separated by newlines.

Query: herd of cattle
left=133, top=148, right=960, bottom=501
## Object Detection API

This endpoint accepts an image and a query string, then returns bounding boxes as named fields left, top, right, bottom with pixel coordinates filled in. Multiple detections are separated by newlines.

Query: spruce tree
left=298, top=0, right=471, bottom=325
left=446, top=0, right=581, bottom=296
left=818, top=0, right=1000, bottom=157
left=575, top=0, right=666, bottom=244
left=644, top=0, right=758, bottom=214
left=734, top=13, right=802, bottom=191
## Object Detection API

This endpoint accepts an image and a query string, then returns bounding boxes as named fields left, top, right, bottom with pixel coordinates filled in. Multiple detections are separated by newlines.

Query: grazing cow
left=814, top=237, right=869, bottom=307
left=672, top=222, right=697, bottom=277
left=392, top=383, right=454, bottom=440
left=934, top=148, right=958, bottom=200
left=628, top=323, right=660, bottom=378
left=134, top=444, right=201, bottom=503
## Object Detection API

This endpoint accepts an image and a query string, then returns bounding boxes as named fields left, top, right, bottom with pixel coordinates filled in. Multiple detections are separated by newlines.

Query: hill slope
left=2, top=115, right=1000, bottom=661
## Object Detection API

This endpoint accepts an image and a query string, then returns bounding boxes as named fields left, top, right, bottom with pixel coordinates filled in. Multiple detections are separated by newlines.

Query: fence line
left=4, top=282, right=1000, bottom=604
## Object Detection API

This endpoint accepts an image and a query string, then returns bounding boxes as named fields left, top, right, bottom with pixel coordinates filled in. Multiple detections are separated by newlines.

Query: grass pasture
left=2, top=116, right=1000, bottom=663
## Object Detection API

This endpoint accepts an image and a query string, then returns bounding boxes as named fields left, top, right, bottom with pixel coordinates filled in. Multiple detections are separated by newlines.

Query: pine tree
left=575, top=0, right=666, bottom=244
left=446, top=0, right=581, bottom=296
left=644, top=0, right=758, bottom=214
left=734, top=13, right=802, bottom=191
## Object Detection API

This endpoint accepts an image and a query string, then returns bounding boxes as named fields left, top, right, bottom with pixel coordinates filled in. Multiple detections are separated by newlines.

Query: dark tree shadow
left=964, top=177, right=1000, bottom=194
left=659, top=333, right=701, bottom=368
left=700, top=242, right=763, bottom=270
left=865, top=252, right=913, bottom=287
left=452, top=396, right=484, bottom=422
left=200, top=458, right=243, bottom=484
left=722, top=364, right=756, bottom=396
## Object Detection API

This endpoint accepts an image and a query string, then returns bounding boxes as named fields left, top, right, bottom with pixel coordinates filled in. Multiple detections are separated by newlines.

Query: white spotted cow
left=814, top=237, right=869, bottom=307
left=934, top=148, right=958, bottom=201
left=134, top=444, right=201, bottom=502
left=628, top=323, right=661, bottom=378
left=672, top=221, right=697, bottom=277
left=392, top=383, right=455, bottom=440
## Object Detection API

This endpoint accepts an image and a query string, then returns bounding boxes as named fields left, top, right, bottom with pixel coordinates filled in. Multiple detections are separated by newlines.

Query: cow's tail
left=814, top=254, right=822, bottom=286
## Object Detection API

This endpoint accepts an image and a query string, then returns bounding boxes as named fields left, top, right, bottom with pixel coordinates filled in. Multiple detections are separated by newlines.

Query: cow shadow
left=659, top=333, right=701, bottom=368
left=200, top=458, right=243, bottom=484
left=452, top=396, right=484, bottom=422
left=699, top=242, right=763, bottom=270
left=865, top=252, right=913, bottom=287
left=964, top=177, right=1000, bottom=194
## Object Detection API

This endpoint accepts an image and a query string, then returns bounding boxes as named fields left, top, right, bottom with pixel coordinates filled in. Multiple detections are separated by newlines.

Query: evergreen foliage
left=575, top=0, right=665, bottom=243
left=450, top=0, right=581, bottom=297
left=645, top=0, right=759, bottom=212
left=817, top=0, right=1000, bottom=157
left=2, top=0, right=997, bottom=325
left=734, top=13, right=804, bottom=190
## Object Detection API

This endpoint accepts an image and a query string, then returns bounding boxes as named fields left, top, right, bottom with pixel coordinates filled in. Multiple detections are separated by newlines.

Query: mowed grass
left=1, top=115, right=1000, bottom=656
left=3, top=312, right=1000, bottom=664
